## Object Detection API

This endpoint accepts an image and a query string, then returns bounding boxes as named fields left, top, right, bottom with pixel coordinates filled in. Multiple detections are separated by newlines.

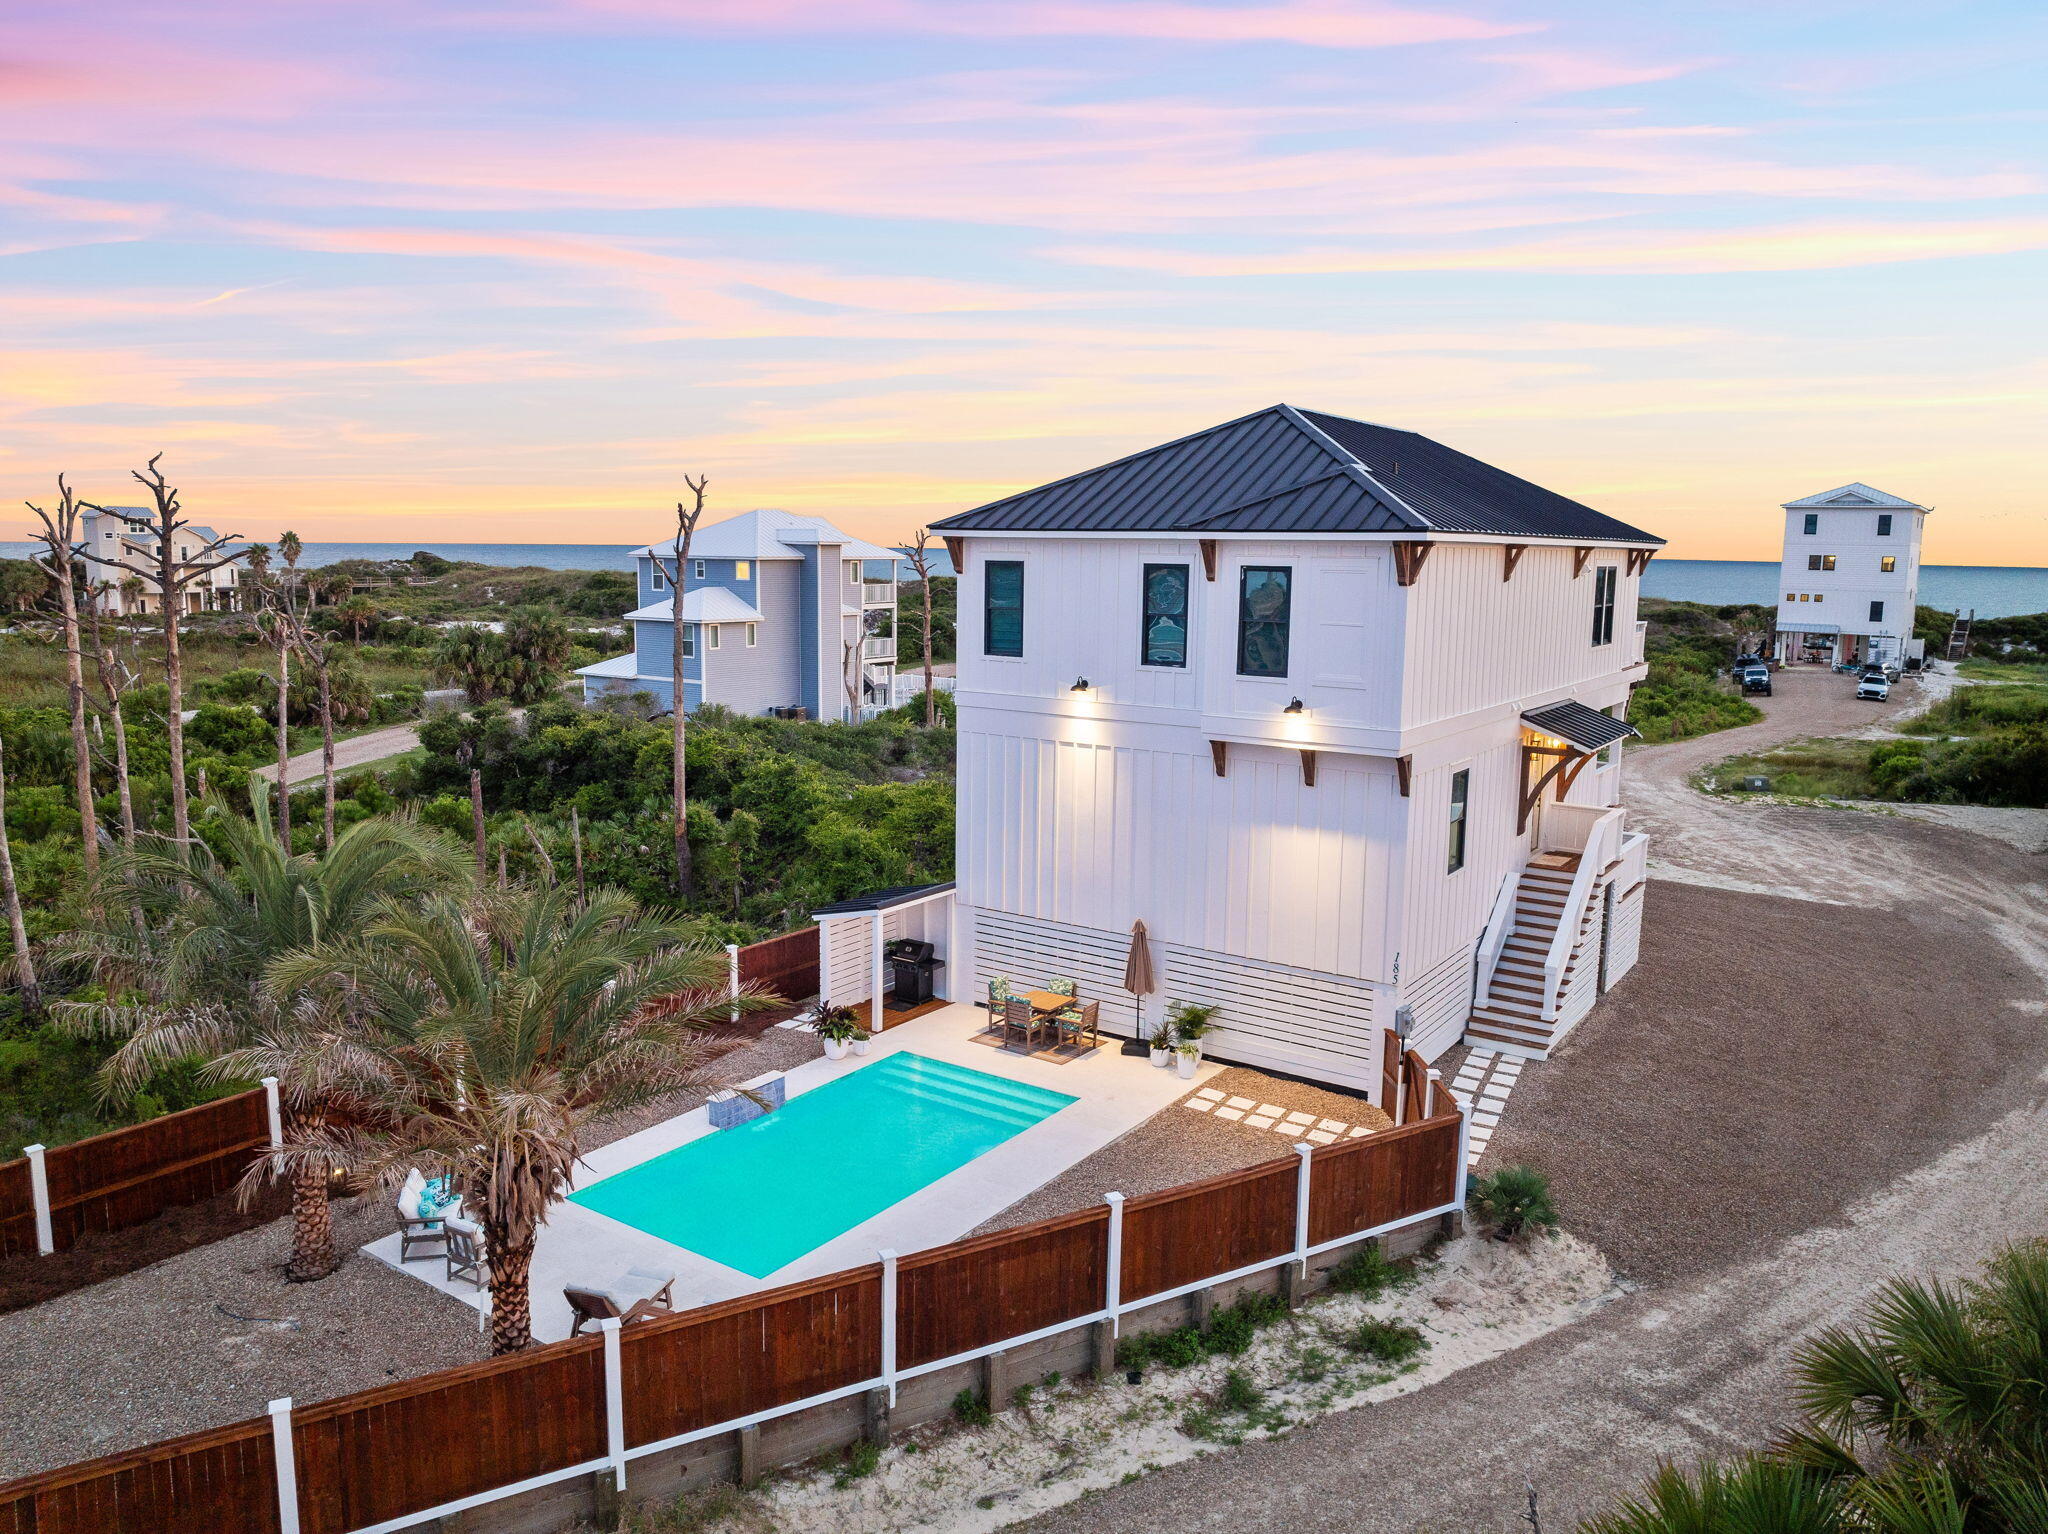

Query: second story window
left=706, top=624, right=721, bottom=649
left=693, top=559, right=706, bottom=580
left=1447, top=768, right=1469, bottom=873
left=845, top=559, right=861, bottom=585
left=1236, top=567, right=1292, bottom=677
left=681, top=626, right=696, bottom=658
left=1141, top=563, right=1189, bottom=668
left=1591, top=565, right=1617, bottom=646
left=734, top=561, right=751, bottom=580
left=1869, top=601, right=1885, bottom=622
left=1803, top=513, right=1819, bottom=534
left=1877, top=514, right=1893, bottom=536
left=745, top=622, right=758, bottom=646
left=984, top=560, right=1024, bottom=657
left=650, top=564, right=666, bottom=591
left=1881, top=555, right=1897, bottom=573
left=1808, top=554, right=1837, bottom=571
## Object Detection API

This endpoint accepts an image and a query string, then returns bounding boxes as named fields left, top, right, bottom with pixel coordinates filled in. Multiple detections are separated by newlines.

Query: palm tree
left=434, top=624, right=507, bottom=704
left=273, top=885, right=759, bottom=1352
left=51, top=791, right=468, bottom=1279
left=1583, top=1242, right=2048, bottom=1533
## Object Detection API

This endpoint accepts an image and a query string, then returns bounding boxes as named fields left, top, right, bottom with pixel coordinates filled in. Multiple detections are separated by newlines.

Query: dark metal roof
left=813, top=881, right=956, bottom=916
left=929, top=405, right=1662, bottom=546
left=1521, top=701, right=1639, bottom=752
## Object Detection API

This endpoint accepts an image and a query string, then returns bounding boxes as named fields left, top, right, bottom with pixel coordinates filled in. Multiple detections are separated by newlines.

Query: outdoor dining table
left=1014, top=990, right=1071, bottom=1050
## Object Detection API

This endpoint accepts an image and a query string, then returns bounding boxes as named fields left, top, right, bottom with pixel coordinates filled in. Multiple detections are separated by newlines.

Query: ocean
left=3, top=541, right=2043, bottom=618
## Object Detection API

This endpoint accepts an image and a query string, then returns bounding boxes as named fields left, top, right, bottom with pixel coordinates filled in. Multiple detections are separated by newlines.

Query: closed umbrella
left=1122, top=920, right=1158, bottom=1054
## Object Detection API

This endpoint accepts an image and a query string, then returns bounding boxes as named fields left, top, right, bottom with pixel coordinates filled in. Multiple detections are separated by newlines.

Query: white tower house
left=1773, top=483, right=1929, bottom=668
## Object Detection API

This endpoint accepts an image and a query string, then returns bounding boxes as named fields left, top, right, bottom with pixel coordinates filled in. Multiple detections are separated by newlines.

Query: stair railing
left=1539, top=807, right=1625, bottom=1020
left=1475, top=868, right=1519, bottom=1004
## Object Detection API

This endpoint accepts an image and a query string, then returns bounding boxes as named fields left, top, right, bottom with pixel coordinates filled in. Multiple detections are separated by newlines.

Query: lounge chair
left=566, top=1267, right=679, bottom=1336
left=444, top=1215, right=489, bottom=1290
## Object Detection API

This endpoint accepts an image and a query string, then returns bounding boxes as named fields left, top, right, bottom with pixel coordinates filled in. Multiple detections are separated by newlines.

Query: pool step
left=881, top=1054, right=1074, bottom=1130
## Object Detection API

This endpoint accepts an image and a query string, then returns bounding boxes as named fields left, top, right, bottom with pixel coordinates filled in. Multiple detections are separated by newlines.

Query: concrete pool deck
left=361, top=1003, right=1220, bottom=1342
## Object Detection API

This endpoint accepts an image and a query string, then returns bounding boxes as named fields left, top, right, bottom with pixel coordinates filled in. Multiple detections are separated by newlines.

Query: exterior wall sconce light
left=1072, top=677, right=1091, bottom=693
left=1284, top=697, right=1306, bottom=713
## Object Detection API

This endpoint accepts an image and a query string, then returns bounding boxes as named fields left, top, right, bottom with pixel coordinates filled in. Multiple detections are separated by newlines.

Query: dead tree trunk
left=0, top=737, right=38, bottom=1007
left=667, top=476, right=708, bottom=901
left=26, top=478, right=99, bottom=874
left=906, top=531, right=939, bottom=728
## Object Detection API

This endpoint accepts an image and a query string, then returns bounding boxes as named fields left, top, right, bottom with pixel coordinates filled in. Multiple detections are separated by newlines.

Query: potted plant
left=813, top=1005, right=863, bottom=1061
left=1148, top=1027, right=1173, bottom=1069
left=1164, top=1002, right=1217, bottom=1074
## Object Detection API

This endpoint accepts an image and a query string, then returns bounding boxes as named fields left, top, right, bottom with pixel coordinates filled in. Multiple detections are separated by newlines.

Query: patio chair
left=983, top=976, right=1014, bottom=1034
left=1044, top=976, right=1076, bottom=997
left=1001, top=995, right=1040, bottom=1053
left=1055, top=998, right=1101, bottom=1053
left=444, top=1215, right=489, bottom=1291
left=565, top=1267, right=679, bottom=1336
left=396, top=1169, right=459, bottom=1263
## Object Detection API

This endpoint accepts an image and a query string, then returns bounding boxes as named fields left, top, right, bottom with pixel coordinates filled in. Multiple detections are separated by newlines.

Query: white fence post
left=1292, top=1141, right=1313, bottom=1275
left=22, top=1143, right=53, bottom=1256
left=261, top=1077, right=284, bottom=1148
left=1103, top=1192, right=1125, bottom=1335
left=878, top=1248, right=899, bottom=1405
left=870, top=911, right=885, bottom=1035
left=268, top=1397, right=301, bottom=1534
left=1455, top=1089, right=1474, bottom=1206
left=600, top=1317, right=627, bottom=1491
left=1425, top=1068, right=1442, bottom=1121
left=725, top=943, right=740, bottom=1028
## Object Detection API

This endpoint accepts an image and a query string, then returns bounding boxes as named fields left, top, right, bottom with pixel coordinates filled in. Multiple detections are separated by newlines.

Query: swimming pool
left=569, top=1051, right=1078, bottom=1278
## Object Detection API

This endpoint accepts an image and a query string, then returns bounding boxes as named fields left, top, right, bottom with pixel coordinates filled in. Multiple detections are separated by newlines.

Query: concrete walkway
left=1016, top=664, right=2048, bottom=1533
left=249, top=723, right=421, bottom=786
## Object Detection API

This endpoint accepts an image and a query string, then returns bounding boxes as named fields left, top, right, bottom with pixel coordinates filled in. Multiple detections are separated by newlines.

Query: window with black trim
left=1447, top=768, right=1469, bottom=873
left=1236, top=566, right=1291, bottom=676
left=1803, top=513, right=1819, bottom=534
left=1869, top=601, right=1885, bottom=622
left=1140, top=563, right=1189, bottom=667
left=1591, top=565, right=1617, bottom=646
left=984, top=560, right=1024, bottom=657
left=1877, top=514, right=1893, bottom=536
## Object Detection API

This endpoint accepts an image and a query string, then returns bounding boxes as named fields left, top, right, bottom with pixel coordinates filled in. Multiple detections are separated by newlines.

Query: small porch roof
left=1521, top=700, right=1638, bottom=753
left=1776, top=621, right=1841, bottom=634
left=814, top=881, right=956, bottom=917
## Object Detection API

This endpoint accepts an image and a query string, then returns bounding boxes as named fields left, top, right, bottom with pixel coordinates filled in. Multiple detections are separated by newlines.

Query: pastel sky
left=4, top=0, right=2044, bottom=562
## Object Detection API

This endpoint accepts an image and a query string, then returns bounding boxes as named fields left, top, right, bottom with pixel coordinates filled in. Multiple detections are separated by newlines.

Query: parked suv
left=1737, top=663, right=1773, bottom=696
left=1856, top=670, right=1892, bottom=701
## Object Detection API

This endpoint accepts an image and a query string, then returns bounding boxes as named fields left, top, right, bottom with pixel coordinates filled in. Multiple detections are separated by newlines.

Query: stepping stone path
left=1184, top=1088, right=1371, bottom=1146
left=1448, top=1048, right=1523, bottom=1169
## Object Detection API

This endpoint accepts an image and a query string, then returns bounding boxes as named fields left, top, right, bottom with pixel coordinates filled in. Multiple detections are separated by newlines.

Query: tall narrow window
left=745, top=622, right=758, bottom=646
left=1808, top=554, right=1824, bottom=571
left=1140, top=563, right=1189, bottom=667
left=1236, top=567, right=1292, bottom=677
left=984, top=560, right=1024, bottom=657
left=734, top=561, right=751, bottom=580
left=706, top=624, right=721, bottom=649
left=1869, top=600, right=1885, bottom=623
left=1591, top=565, right=1617, bottom=646
left=1446, top=768, right=1469, bottom=874
left=1803, top=513, right=1819, bottom=534
left=650, top=564, right=667, bottom=591
left=681, top=626, right=696, bottom=658
left=1880, top=555, right=1897, bottom=573
left=1877, top=514, right=1893, bottom=536
left=692, top=559, right=706, bottom=580
left=1821, top=555, right=1837, bottom=571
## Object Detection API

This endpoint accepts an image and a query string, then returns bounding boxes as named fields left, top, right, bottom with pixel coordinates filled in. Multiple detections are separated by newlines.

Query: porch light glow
left=1072, top=677, right=1090, bottom=693
left=1284, top=697, right=1305, bottom=713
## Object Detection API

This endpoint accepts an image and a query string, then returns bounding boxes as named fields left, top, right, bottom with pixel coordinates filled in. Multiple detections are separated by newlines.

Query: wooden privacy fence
left=0, top=1107, right=1465, bottom=1534
left=734, top=926, right=819, bottom=1005
left=0, top=1085, right=278, bottom=1260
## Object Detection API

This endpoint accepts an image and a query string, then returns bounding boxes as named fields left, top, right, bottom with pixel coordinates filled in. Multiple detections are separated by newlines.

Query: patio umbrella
left=1122, top=920, right=1158, bottom=1050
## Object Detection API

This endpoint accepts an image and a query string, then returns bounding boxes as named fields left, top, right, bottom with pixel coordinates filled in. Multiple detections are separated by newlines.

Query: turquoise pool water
left=569, top=1052, right=1077, bottom=1278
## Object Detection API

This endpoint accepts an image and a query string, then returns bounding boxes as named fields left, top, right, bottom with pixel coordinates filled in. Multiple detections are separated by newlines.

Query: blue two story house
left=577, top=508, right=901, bottom=719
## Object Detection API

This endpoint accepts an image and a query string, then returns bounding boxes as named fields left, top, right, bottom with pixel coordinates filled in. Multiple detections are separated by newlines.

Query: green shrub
left=1468, top=1164, right=1558, bottom=1237
left=1326, top=1243, right=1414, bottom=1300
left=832, top=1438, right=880, bottom=1487
left=950, top=1387, right=991, bottom=1427
left=1219, top=1367, right=1263, bottom=1410
left=1118, top=1291, right=1289, bottom=1373
left=1339, top=1318, right=1427, bottom=1365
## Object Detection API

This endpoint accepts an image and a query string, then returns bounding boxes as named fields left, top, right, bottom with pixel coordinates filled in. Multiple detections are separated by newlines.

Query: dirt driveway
left=1019, top=667, right=2048, bottom=1534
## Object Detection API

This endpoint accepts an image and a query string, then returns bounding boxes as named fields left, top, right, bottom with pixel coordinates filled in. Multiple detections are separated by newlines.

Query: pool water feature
left=569, top=1051, right=1078, bottom=1278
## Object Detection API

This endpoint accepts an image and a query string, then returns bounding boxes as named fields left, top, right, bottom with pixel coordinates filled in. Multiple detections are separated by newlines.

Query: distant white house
left=1772, top=483, right=1929, bottom=668
left=78, top=505, right=245, bottom=616
left=577, top=508, right=901, bottom=719
left=898, top=405, right=1664, bottom=1079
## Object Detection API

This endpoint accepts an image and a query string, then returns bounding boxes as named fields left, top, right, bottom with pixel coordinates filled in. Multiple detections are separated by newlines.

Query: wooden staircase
left=1467, top=855, right=1588, bottom=1058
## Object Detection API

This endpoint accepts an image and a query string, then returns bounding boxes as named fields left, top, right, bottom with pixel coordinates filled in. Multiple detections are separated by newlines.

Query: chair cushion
left=395, top=1168, right=427, bottom=1221
left=1046, top=977, right=1076, bottom=995
left=988, top=976, right=1012, bottom=1000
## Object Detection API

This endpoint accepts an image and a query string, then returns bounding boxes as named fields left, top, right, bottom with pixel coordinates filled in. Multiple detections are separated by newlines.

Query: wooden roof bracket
left=1392, top=541, right=1435, bottom=587
left=1502, top=544, right=1527, bottom=582
left=1300, top=749, right=1317, bottom=788
left=1209, top=739, right=1229, bottom=777
left=941, top=536, right=967, bottom=574
left=1518, top=742, right=1592, bottom=833
left=1199, top=539, right=1219, bottom=582
left=1626, top=549, right=1655, bottom=577
left=1396, top=754, right=1413, bottom=796
left=1572, top=546, right=1594, bottom=578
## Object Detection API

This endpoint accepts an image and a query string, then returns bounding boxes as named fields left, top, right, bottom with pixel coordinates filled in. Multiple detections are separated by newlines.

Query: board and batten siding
left=959, top=905, right=1386, bottom=1091
left=1398, top=542, right=1641, bottom=731
left=958, top=721, right=1399, bottom=983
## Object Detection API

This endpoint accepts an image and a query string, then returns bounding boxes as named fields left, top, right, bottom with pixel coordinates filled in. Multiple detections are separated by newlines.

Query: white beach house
left=852, top=405, right=1664, bottom=1082
left=1771, top=483, right=1929, bottom=669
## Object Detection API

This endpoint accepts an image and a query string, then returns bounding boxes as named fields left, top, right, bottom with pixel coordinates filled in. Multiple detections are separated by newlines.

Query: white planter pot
left=852, top=1036, right=872, bottom=1056
left=1175, top=1052, right=1198, bottom=1080
left=822, top=1037, right=850, bottom=1061
left=1149, top=1047, right=1171, bottom=1069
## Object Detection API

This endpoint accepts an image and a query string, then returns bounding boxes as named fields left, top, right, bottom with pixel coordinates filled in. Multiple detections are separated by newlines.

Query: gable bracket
left=1300, top=749, right=1317, bottom=788
left=1502, top=544, right=1527, bottom=583
left=1392, top=541, right=1435, bottom=587
left=1625, top=549, right=1655, bottom=577
left=1199, top=539, right=1219, bottom=582
left=1572, top=546, right=1594, bottom=578
left=1396, top=754, right=1413, bottom=797
left=1209, top=739, right=1229, bottom=777
left=1519, top=742, right=1595, bottom=833
left=941, top=536, right=966, bottom=575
